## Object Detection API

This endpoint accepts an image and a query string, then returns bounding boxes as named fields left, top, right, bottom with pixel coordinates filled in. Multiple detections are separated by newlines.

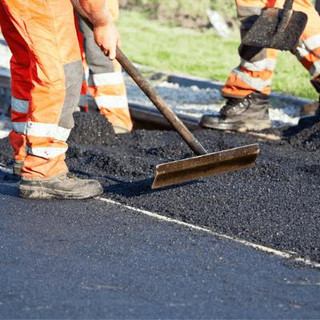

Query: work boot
left=199, top=92, right=271, bottom=131
left=302, top=77, right=320, bottom=116
left=13, top=160, right=23, bottom=177
left=19, top=173, right=103, bottom=199
left=300, top=98, right=320, bottom=117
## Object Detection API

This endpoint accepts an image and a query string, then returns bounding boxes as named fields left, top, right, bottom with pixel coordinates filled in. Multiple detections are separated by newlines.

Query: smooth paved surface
left=0, top=175, right=320, bottom=319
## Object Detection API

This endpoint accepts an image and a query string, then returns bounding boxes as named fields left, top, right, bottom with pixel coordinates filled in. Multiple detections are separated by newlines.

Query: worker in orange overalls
left=200, top=0, right=320, bottom=131
left=0, top=0, right=120, bottom=199
left=76, top=0, right=133, bottom=134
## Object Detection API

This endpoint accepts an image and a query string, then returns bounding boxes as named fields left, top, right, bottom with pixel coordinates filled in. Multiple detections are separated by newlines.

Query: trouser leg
left=222, top=0, right=278, bottom=98
left=0, top=0, right=82, bottom=180
left=0, top=1, right=30, bottom=162
left=292, top=0, right=320, bottom=88
left=77, top=13, right=133, bottom=134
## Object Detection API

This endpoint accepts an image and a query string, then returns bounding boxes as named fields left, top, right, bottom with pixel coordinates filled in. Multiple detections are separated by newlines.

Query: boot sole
left=200, top=116, right=271, bottom=132
left=240, top=119, right=272, bottom=132
left=19, top=185, right=103, bottom=200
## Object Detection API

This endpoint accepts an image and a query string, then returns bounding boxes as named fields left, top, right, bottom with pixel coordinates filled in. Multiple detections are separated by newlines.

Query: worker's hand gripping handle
left=115, top=47, right=207, bottom=156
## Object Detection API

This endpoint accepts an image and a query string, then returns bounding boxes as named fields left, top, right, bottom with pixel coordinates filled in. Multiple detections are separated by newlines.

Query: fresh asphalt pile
left=0, top=112, right=319, bottom=264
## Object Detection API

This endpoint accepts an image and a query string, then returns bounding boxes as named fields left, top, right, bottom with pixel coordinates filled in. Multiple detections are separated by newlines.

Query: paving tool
left=242, top=0, right=307, bottom=51
left=116, top=47, right=259, bottom=189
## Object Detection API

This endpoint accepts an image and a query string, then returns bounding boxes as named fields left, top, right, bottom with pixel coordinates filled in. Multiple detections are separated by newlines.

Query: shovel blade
left=152, top=143, right=259, bottom=189
left=242, top=8, right=307, bottom=51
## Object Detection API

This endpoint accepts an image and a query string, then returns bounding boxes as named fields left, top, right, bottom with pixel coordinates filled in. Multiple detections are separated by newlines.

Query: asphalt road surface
left=0, top=173, right=320, bottom=319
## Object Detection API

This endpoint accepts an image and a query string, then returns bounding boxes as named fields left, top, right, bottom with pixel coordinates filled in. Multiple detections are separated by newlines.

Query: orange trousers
left=76, top=1, right=133, bottom=134
left=222, top=0, right=320, bottom=98
left=0, top=0, right=82, bottom=179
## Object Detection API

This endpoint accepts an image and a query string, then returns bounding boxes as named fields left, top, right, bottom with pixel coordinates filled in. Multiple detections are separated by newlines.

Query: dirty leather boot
left=19, top=173, right=103, bottom=199
left=300, top=96, right=320, bottom=117
left=301, top=77, right=320, bottom=116
left=199, top=92, right=271, bottom=131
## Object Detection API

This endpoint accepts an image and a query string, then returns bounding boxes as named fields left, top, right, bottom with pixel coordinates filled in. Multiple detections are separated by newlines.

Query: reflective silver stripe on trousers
left=309, top=60, right=320, bottom=78
left=25, top=122, right=71, bottom=141
left=295, top=44, right=309, bottom=60
left=304, top=35, right=320, bottom=51
left=95, top=95, right=128, bottom=108
left=11, top=97, right=29, bottom=113
left=240, top=58, right=277, bottom=72
left=26, top=146, right=68, bottom=159
left=12, top=121, right=27, bottom=134
left=294, top=43, right=320, bottom=77
left=93, top=71, right=124, bottom=86
left=233, top=68, right=271, bottom=91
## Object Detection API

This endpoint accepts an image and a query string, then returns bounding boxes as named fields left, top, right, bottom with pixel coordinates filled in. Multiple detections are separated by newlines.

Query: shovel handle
left=277, top=0, right=294, bottom=33
left=283, top=0, right=294, bottom=11
left=116, top=47, right=207, bottom=156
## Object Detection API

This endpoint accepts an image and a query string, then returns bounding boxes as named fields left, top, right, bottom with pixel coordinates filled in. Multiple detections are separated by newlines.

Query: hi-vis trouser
left=222, top=0, right=320, bottom=98
left=76, top=0, right=133, bottom=134
left=0, top=0, right=82, bottom=179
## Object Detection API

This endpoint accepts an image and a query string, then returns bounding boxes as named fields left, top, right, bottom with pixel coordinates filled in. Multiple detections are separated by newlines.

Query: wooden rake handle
left=116, top=47, right=207, bottom=156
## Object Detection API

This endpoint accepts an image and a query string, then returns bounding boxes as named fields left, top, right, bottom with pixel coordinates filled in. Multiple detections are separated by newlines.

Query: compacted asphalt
left=0, top=175, right=320, bottom=319
left=0, top=112, right=320, bottom=318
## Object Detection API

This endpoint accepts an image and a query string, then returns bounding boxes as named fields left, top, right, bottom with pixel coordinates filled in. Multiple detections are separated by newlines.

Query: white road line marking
left=98, top=197, right=320, bottom=269
left=0, top=165, right=319, bottom=269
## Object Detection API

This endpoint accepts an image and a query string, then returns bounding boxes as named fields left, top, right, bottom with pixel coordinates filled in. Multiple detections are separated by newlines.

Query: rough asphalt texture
left=1, top=179, right=320, bottom=319
left=0, top=112, right=319, bottom=263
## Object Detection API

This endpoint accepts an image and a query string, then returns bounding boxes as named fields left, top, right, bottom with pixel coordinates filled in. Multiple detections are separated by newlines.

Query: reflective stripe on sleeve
left=93, top=72, right=124, bottom=86
left=95, top=95, right=128, bottom=108
left=11, top=97, right=29, bottom=113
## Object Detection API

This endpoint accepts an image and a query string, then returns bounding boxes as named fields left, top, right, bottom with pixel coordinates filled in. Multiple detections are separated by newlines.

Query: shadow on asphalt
left=71, top=169, right=202, bottom=197
left=102, top=178, right=201, bottom=197
left=0, top=177, right=19, bottom=197
left=282, top=114, right=320, bottom=138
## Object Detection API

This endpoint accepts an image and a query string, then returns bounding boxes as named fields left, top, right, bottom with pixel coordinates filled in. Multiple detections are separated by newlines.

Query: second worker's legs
left=77, top=14, right=133, bottom=134
left=200, top=0, right=277, bottom=131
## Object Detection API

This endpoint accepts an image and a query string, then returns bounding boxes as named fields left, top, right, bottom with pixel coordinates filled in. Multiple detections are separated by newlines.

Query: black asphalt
left=1, top=110, right=320, bottom=318
left=0, top=177, right=320, bottom=319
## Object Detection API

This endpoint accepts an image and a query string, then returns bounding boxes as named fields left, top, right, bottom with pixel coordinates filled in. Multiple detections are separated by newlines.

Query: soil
left=0, top=112, right=319, bottom=263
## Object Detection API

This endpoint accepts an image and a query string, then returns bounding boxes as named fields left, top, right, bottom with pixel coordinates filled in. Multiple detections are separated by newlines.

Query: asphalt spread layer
left=1, top=112, right=319, bottom=263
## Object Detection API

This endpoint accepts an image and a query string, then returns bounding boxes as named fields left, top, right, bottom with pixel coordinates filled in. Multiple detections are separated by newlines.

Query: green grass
left=118, top=10, right=317, bottom=99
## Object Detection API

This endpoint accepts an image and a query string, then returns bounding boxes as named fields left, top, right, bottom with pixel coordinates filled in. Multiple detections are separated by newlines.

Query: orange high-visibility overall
left=222, top=0, right=320, bottom=98
left=0, top=0, right=82, bottom=179
left=76, top=0, right=133, bottom=133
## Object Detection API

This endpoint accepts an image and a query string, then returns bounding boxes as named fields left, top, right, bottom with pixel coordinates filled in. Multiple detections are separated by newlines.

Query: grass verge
left=118, top=10, right=317, bottom=100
